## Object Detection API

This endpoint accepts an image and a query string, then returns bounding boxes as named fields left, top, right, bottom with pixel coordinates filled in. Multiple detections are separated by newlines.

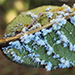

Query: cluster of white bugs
left=58, top=57, right=70, bottom=68
left=2, top=47, right=23, bottom=64
left=46, top=12, right=53, bottom=19
left=45, top=62, right=52, bottom=71
left=56, top=31, right=75, bottom=51
left=2, top=4, right=75, bottom=71
left=50, top=18, right=66, bottom=31
left=70, top=15, right=75, bottom=26
left=45, top=6, right=51, bottom=12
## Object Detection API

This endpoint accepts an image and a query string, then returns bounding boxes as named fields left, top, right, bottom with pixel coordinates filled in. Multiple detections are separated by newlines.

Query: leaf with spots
left=0, top=4, right=75, bottom=71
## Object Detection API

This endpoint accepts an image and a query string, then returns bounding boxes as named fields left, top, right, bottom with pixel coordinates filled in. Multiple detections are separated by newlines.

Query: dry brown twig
left=0, top=9, right=75, bottom=48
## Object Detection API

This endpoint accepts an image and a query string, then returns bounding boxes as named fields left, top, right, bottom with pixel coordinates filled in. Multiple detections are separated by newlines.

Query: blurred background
left=0, top=0, right=75, bottom=75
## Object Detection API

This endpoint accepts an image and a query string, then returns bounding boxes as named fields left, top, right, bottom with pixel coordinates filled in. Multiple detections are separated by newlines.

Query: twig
left=0, top=21, right=55, bottom=48
left=0, top=10, right=75, bottom=48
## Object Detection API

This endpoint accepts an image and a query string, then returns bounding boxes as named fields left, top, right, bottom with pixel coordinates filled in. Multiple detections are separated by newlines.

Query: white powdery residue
left=60, top=34, right=68, bottom=43
left=34, top=35, right=46, bottom=46
left=57, top=31, right=75, bottom=51
left=2, top=47, right=10, bottom=54
left=67, top=7, right=71, bottom=12
left=2, top=46, right=13, bottom=54
left=28, top=34, right=35, bottom=40
left=52, top=23, right=61, bottom=31
left=10, top=51, right=15, bottom=55
left=46, top=46, right=53, bottom=55
left=53, top=54, right=59, bottom=58
left=45, top=40, right=54, bottom=55
left=73, top=4, right=75, bottom=8
left=27, top=11, right=37, bottom=19
left=57, top=11, right=64, bottom=15
left=55, top=18, right=66, bottom=26
left=36, top=39, right=46, bottom=46
left=28, top=53, right=35, bottom=59
left=70, top=16, right=75, bottom=26
left=27, top=11, right=32, bottom=15
left=45, top=62, right=52, bottom=71
left=52, top=24, right=58, bottom=31
left=59, top=58, right=70, bottom=68
left=33, top=45, right=37, bottom=50
left=34, top=58, right=40, bottom=63
left=70, top=61, right=74, bottom=66
left=57, top=31, right=68, bottom=44
left=9, top=41, right=22, bottom=51
left=63, top=43, right=68, bottom=47
left=25, top=45, right=31, bottom=52
left=73, top=45, right=75, bottom=51
left=42, top=28, right=52, bottom=36
left=13, top=55, right=23, bottom=63
left=41, top=28, right=47, bottom=36
left=56, top=40, right=61, bottom=44
left=12, top=54, right=16, bottom=57
left=31, top=13, right=37, bottom=19
left=56, top=15, right=63, bottom=18
left=69, top=43, right=74, bottom=51
left=22, top=27, right=26, bottom=33
left=64, top=13, right=69, bottom=16
left=54, top=66, right=58, bottom=69
left=56, top=31, right=61, bottom=35
left=9, top=49, right=13, bottom=51
left=46, top=12, right=53, bottom=19
left=20, top=34, right=31, bottom=44
left=23, top=55, right=27, bottom=58
left=35, top=54, right=40, bottom=57
left=20, top=60, right=23, bottom=63
left=41, top=60, right=45, bottom=65
left=62, top=4, right=71, bottom=13
left=35, top=23, right=41, bottom=28
left=48, top=27, right=53, bottom=33
left=34, top=36, right=40, bottom=41
left=62, top=4, right=70, bottom=8
left=70, top=32, right=72, bottom=34
left=4, top=34, right=8, bottom=38
left=45, top=6, right=51, bottom=11
left=2, top=50, right=7, bottom=54
left=57, top=31, right=69, bottom=47
left=53, top=37, right=57, bottom=41
left=35, top=31, right=41, bottom=36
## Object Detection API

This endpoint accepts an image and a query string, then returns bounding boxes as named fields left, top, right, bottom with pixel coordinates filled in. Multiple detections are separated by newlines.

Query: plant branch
left=0, top=10, right=75, bottom=48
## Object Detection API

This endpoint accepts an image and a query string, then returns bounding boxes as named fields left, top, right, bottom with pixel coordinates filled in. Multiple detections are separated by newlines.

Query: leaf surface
left=1, top=5, right=75, bottom=71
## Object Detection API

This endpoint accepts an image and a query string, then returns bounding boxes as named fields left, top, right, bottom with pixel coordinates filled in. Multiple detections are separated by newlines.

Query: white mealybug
left=34, top=58, right=40, bottom=63
left=22, top=27, right=26, bottom=33
left=41, top=60, right=45, bottom=65
left=53, top=54, right=59, bottom=58
left=56, top=40, right=61, bottom=44
left=57, top=11, right=64, bottom=15
left=67, top=7, right=71, bottom=12
left=45, top=62, right=52, bottom=71
left=73, top=4, right=75, bottom=8
left=70, top=16, right=75, bottom=26
left=46, top=12, right=53, bottom=19
left=45, top=6, right=51, bottom=11
left=27, top=11, right=32, bottom=16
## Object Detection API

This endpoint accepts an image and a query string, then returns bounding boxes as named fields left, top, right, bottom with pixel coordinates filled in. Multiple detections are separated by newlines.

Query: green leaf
left=1, top=5, right=75, bottom=71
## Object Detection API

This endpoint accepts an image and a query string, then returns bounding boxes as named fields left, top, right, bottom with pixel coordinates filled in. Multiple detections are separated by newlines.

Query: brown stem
left=0, top=10, right=75, bottom=48
left=0, top=21, right=55, bottom=48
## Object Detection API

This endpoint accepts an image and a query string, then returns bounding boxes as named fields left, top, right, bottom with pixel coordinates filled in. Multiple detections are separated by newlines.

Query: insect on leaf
left=0, top=4, right=75, bottom=71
